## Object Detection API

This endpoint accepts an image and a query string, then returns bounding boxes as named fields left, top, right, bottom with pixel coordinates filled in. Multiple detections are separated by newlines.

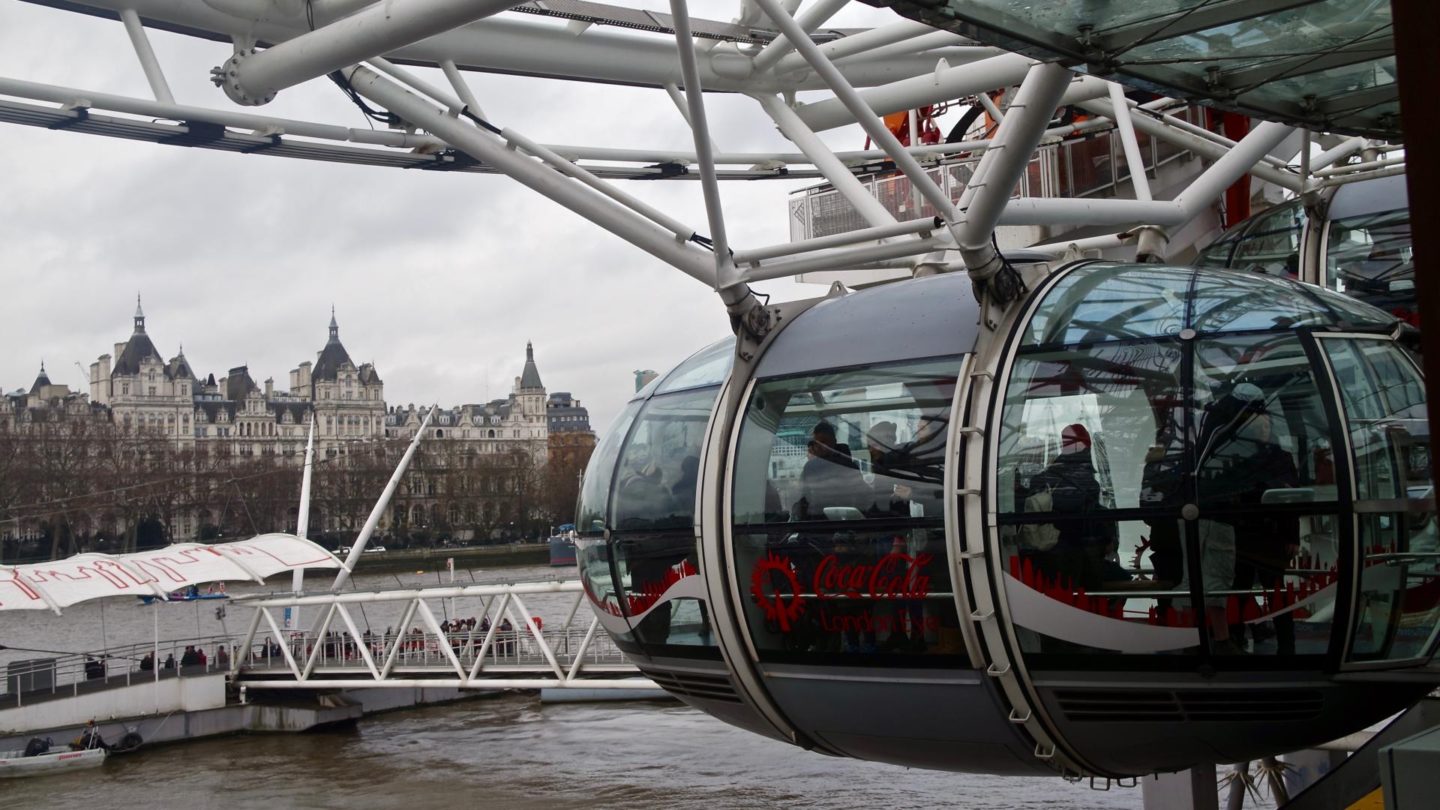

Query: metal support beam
left=753, top=93, right=896, bottom=229
left=333, top=403, right=435, bottom=591
left=751, top=0, right=849, bottom=74
left=773, top=18, right=938, bottom=73
left=119, top=9, right=174, bottom=104
left=1108, top=82, right=1152, bottom=202
left=216, top=0, right=524, bottom=105
left=343, top=65, right=718, bottom=283
left=755, top=0, right=958, bottom=225
left=669, top=0, right=743, bottom=298
left=955, top=62, right=1072, bottom=299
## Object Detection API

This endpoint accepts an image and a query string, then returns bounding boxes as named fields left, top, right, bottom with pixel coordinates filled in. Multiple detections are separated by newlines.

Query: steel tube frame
left=732, top=215, right=940, bottom=264
left=119, top=8, right=175, bottom=104
left=751, top=0, right=849, bottom=74
left=1108, top=81, right=1152, bottom=202
left=1079, top=97, right=1304, bottom=192
left=1309, top=136, right=1368, bottom=172
left=345, top=65, right=718, bottom=283
left=956, top=62, right=1072, bottom=251
left=290, top=417, right=316, bottom=628
left=669, top=0, right=738, bottom=293
left=439, top=58, right=486, bottom=119
left=834, top=36, right=991, bottom=67
left=333, top=404, right=436, bottom=591
left=755, top=0, right=958, bottom=225
left=743, top=234, right=949, bottom=281
left=772, top=18, right=938, bottom=73
left=501, top=128, right=696, bottom=240
left=754, top=93, right=896, bottom=229
left=225, top=0, right=525, bottom=104
left=796, top=51, right=1034, bottom=132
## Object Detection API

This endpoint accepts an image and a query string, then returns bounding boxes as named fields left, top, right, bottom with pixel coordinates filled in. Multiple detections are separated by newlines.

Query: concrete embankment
left=0, top=674, right=500, bottom=752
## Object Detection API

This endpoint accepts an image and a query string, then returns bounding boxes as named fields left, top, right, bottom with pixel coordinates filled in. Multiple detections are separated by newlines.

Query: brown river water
left=2, top=565, right=1143, bottom=808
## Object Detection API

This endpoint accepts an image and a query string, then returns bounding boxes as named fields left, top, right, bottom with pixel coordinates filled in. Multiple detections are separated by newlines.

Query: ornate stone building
left=4, top=303, right=591, bottom=552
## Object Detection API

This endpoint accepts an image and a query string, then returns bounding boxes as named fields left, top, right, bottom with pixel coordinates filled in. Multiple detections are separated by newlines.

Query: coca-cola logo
left=750, top=548, right=935, bottom=634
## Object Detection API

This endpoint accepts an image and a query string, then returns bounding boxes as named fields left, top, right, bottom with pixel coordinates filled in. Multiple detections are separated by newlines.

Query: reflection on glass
left=1002, top=518, right=1200, bottom=656
left=733, top=359, right=962, bottom=662
left=656, top=337, right=735, bottom=394
left=576, top=401, right=641, bottom=537
left=1023, top=265, right=1189, bottom=346
left=1195, top=335, right=1337, bottom=506
left=999, top=342, right=1195, bottom=657
left=1190, top=272, right=1340, bottom=333
left=1193, top=335, right=1338, bottom=657
left=611, top=387, right=721, bottom=652
left=576, top=537, right=629, bottom=642
left=1228, top=201, right=1305, bottom=278
left=1326, top=209, right=1416, bottom=325
left=1324, top=338, right=1438, bottom=663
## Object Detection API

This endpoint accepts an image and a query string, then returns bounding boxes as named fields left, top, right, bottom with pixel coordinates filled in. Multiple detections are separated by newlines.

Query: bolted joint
left=214, top=50, right=276, bottom=107
left=1132, top=225, right=1170, bottom=263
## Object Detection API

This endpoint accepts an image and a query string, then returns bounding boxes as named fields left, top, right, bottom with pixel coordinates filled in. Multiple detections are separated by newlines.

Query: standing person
left=215, top=646, right=230, bottom=669
left=1020, top=424, right=1110, bottom=592
left=1225, top=408, right=1300, bottom=654
left=163, top=653, right=176, bottom=670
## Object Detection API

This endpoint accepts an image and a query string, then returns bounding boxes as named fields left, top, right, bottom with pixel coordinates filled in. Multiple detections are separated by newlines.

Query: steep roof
left=225, top=366, right=260, bottom=401
left=29, top=362, right=51, bottom=395
left=312, top=311, right=355, bottom=382
left=166, top=350, right=197, bottom=384
left=112, top=297, right=166, bottom=377
left=519, top=342, right=543, bottom=390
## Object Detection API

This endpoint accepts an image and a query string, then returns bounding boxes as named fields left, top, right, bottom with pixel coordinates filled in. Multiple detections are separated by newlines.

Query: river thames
left=2, top=564, right=1144, bottom=808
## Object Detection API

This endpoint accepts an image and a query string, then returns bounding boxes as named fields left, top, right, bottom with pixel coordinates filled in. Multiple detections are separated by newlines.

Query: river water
left=1, top=564, right=1145, bottom=808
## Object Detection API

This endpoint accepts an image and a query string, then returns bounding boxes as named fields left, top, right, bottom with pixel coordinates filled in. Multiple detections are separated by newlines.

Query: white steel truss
left=0, top=0, right=1405, bottom=319
left=233, top=579, right=654, bottom=690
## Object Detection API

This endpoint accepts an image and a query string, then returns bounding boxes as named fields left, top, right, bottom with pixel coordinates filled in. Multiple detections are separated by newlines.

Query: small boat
left=0, top=741, right=106, bottom=778
left=137, top=586, right=229, bottom=605
left=548, top=525, right=577, bottom=567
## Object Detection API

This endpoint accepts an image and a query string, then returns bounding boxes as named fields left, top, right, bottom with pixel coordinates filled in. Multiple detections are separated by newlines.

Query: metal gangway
left=230, top=579, right=655, bottom=693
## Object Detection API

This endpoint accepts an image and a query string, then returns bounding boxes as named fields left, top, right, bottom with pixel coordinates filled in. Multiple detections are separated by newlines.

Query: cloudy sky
left=0, top=1, right=943, bottom=435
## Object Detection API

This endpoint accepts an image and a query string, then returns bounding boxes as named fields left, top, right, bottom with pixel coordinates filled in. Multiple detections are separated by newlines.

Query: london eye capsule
left=576, top=260, right=1438, bottom=778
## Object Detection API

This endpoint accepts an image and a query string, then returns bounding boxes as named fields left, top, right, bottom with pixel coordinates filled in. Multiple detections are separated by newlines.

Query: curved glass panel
left=611, top=386, right=721, bottom=654
left=1227, top=200, right=1306, bottom=279
left=996, top=263, right=1421, bottom=666
left=656, top=336, right=735, bottom=394
left=1326, top=209, right=1416, bottom=326
left=1323, top=338, right=1438, bottom=663
left=734, top=359, right=963, bottom=664
left=999, top=340, right=1199, bottom=656
left=1195, top=228, right=1243, bottom=270
left=1194, top=334, right=1342, bottom=658
left=575, top=401, right=641, bottom=629
left=1189, top=271, right=1343, bottom=333
left=1022, top=264, right=1189, bottom=347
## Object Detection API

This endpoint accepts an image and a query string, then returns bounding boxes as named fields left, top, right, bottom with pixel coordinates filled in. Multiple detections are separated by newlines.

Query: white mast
left=289, top=417, right=317, bottom=628
left=332, top=404, right=436, bottom=591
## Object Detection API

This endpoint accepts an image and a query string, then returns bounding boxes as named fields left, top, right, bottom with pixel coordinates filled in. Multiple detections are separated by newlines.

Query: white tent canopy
left=0, top=534, right=340, bottom=613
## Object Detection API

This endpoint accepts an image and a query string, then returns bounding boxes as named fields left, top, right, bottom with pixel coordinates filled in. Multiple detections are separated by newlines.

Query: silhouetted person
left=795, top=421, right=865, bottom=520
left=1021, top=424, right=1109, bottom=591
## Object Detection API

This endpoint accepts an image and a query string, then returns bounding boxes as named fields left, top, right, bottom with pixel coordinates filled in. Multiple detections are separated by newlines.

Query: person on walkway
left=163, top=653, right=176, bottom=670
left=139, top=652, right=154, bottom=672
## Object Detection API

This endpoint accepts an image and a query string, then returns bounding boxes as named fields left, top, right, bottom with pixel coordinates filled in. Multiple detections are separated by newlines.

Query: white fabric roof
left=0, top=534, right=340, bottom=613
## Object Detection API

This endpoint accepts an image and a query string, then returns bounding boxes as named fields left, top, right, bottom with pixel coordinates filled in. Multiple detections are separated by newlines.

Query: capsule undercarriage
left=577, top=261, right=1440, bottom=778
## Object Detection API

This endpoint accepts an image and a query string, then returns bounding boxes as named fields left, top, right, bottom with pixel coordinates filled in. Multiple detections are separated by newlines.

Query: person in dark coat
left=794, top=421, right=865, bottom=520
left=1020, top=423, right=1110, bottom=591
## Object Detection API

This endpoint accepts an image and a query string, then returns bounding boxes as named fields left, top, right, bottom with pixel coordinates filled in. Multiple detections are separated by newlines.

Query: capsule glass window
left=611, top=386, right=721, bottom=654
left=733, top=358, right=964, bottom=665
